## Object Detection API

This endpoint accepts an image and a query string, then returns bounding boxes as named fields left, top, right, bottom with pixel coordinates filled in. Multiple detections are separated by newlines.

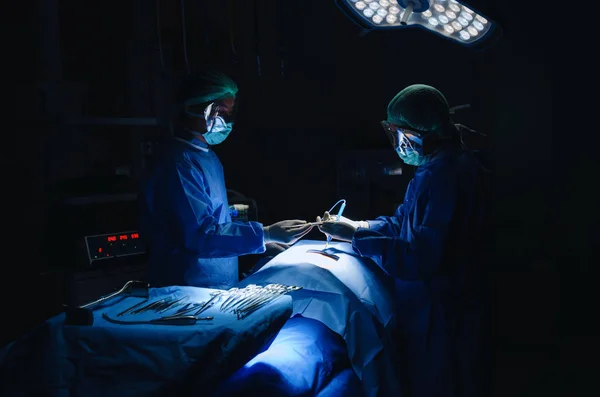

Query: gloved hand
left=316, top=211, right=368, bottom=243
left=263, top=220, right=314, bottom=245
left=264, top=242, right=289, bottom=257
left=318, top=212, right=369, bottom=229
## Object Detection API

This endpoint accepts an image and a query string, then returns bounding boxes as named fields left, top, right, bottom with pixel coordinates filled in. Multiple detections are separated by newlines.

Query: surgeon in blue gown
left=317, top=85, right=491, bottom=397
left=140, top=70, right=314, bottom=289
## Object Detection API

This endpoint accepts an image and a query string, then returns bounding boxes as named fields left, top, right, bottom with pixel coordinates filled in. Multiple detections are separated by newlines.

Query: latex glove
left=264, top=242, right=289, bottom=257
left=263, top=220, right=314, bottom=245
left=318, top=211, right=369, bottom=229
left=316, top=211, right=360, bottom=243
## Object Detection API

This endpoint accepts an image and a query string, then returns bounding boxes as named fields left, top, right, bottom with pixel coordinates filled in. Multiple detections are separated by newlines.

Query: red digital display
left=88, top=231, right=145, bottom=264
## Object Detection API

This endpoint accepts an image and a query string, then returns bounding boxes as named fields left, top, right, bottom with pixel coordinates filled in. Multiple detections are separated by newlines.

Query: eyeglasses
left=381, top=121, right=424, bottom=146
left=202, top=101, right=237, bottom=124
left=381, top=120, right=428, bottom=157
left=381, top=120, right=401, bottom=148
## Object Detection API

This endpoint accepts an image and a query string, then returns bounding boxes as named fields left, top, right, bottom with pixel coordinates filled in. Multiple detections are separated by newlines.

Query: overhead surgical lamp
left=335, top=0, right=501, bottom=49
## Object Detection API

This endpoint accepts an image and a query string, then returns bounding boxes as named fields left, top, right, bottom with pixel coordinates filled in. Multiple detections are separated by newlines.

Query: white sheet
left=238, top=240, right=401, bottom=397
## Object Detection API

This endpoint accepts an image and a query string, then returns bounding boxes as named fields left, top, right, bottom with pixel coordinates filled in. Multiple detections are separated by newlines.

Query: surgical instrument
left=157, top=296, right=189, bottom=313
left=102, top=313, right=213, bottom=326
left=66, top=281, right=151, bottom=326
left=225, top=286, right=265, bottom=312
left=220, top=285, right=260, bottom=312
left=237, top=293, right=286, bottom=319
left=235, top=293, right=279, bottom=316
left=193, top=292, right=224, bottom=316
left=304, top=199, right=347, bottom=263
left=219, top=288, right=241, bottom=310
left=304, top=222, right=324, bottom=227
left=232, top=284, right=290, bottom=311
left=117, top=299, right=149, bottom=317
left=234, top=285, right=300, bottom=315
left=219, top=284, right=301, bottom=319
left=235, top=292, right=289, bottom=319
left=130, top=299, right=167, bottom=315
left=194, top=301, right=216, bottom=316
left=80, top=281, right=149, bottom=309
left=174, top=302, right=204, bottom=315
left=133, top=297, right=188, bottom=314
left=306, top=249, right=340, bottom=261
left=326, top=199, right=346, bottom=247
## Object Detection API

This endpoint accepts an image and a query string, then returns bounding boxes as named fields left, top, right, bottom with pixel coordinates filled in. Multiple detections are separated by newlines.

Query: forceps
left=117, top=299, right=149, bottom=316
left=130, top=299, right=167, bottom=315
left=174, top=302, right=204, bottom=315
left=102, top=313, right=213, bottom=326
left=157, top=296, right=189, bottom=313
left=235, top=285, right=301, bottom=317
left=193, top=291, right=224, bottom=315
left=220, top=285, right=261, bottom=312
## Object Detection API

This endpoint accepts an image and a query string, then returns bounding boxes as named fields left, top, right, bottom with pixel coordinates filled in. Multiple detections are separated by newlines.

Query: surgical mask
left=394, top=130, right=431, bottom=166
left=203, top=118, right=233, bottom=145
left=185, top=102, right=234, bottom=145
left=395, top=148, right=430, bottom=166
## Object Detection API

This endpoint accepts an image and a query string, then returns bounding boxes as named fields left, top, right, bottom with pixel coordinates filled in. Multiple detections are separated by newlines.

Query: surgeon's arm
left=168, top=162, right=266, bottom=257
left=362, top=203, right=405, bottom=236
left=352, top=177, right=456, bottom=280
left=358, top=177, right=410, bottom=235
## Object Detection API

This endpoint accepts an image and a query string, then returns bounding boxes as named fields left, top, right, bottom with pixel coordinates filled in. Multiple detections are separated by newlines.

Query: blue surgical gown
left=352, top=147, right=490, bottom=397
left=140, top=137, right=266, bottom=289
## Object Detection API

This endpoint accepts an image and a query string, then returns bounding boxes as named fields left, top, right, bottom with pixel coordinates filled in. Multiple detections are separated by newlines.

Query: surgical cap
left=178, top=69, right=239, bottom=108
left=387, top=84, right=453, bottom=137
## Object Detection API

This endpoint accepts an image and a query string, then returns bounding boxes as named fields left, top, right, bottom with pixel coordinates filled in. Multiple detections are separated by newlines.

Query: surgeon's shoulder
left=154, top=148, right=194, bottom=176
left=160, top=139, right=192, bottom=162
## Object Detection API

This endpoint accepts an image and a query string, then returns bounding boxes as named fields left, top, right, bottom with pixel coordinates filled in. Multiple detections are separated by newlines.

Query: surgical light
left=335, top=0, right=501, bottom=49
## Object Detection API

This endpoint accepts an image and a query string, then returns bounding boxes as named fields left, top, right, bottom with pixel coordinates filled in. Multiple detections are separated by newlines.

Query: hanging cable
left=253, top=0, right=261, bottom=76
left=277, top=0, right=285, bottom=77
left=228, top=0, right=238, bottom=62
left=180, top=0, right=190, bottom=74
left=449, top=104, right=471, bottom=114
left=450, top=104, right=487, bottom=137
left=155, top=0, right=165, bottom=71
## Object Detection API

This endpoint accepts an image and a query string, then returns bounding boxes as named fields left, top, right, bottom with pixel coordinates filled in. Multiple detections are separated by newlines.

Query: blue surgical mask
left=203, top=117, right=233, bottom=145
left=395, top=147, right=430, bottom=166
left=185, top=102, right=234, bottom=145
left=394, top=130, right=430, bottom=166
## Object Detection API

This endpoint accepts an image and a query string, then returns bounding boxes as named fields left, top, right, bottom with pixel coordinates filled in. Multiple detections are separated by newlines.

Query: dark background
left=5, top=0, right=561, bottom=394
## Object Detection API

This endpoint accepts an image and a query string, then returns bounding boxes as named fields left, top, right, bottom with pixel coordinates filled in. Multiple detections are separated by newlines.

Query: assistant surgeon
left=140, top=70, right=314, bottom=289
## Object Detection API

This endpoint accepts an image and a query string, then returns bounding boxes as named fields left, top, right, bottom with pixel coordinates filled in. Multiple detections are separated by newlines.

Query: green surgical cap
left=178, top=69, right=239, bottom=108
left=387, top=84, right=453, bottom=137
